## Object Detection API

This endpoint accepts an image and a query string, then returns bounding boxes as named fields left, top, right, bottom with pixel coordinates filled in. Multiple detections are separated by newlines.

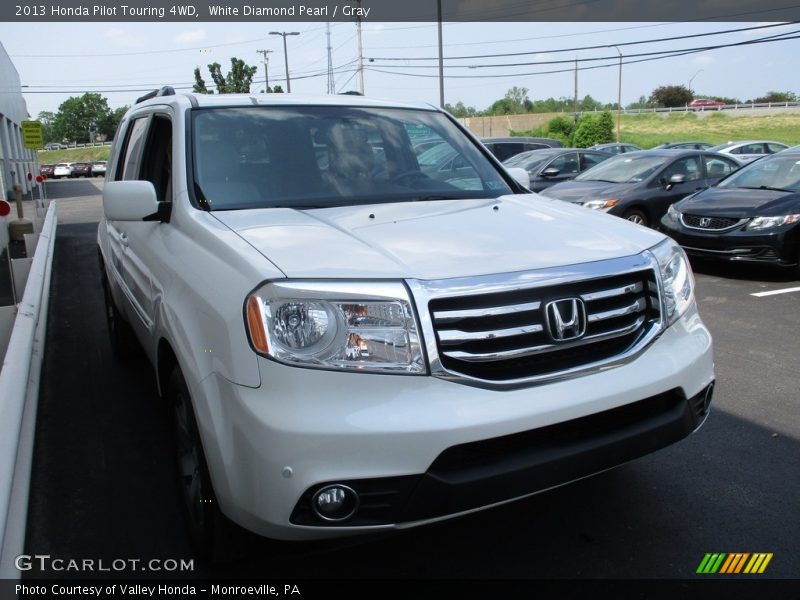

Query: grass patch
left=38, top=146, right=111, bottom=163
left=619, top=112, right=800, bottom=148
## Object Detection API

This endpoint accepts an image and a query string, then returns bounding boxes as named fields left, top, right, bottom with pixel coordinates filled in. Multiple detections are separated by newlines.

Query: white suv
left=97, top=88, right=714, bottom=557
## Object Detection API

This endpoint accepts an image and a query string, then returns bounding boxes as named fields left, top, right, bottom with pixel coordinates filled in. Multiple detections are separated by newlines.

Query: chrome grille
left=428, top=269, right=661, bottom=383
left=681, top=214, right=747, bottom=231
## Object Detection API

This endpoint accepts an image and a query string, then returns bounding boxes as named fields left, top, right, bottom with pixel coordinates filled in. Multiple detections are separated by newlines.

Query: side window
left=493, top=143, right=524, bottom=162
left=767, top=143, right=786, bottom=153
left=119, top=117, right=150, bottom=181
left=661, top=156, right=702, bottom=182
left=704, top=157, right=737, bottom=178
left=581, top=153, right=605, bottom=169
left=140, top=116, right=172, bottom=203
left=549, top=152, right=580, bottom=175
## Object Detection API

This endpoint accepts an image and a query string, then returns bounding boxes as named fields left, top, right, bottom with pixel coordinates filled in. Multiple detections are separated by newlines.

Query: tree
left=37, top=111, right=56, bottom=143
left=649, top=85, right=693, bottom=108
left=572, top=112, right=615, bottom=147
left=752, top=91, right=797, bottom=104
left=193, top=57, right=259, bottom=94
left=444, top=101, right=478, bottom=118
left=51, top=93, right=113, bottom=144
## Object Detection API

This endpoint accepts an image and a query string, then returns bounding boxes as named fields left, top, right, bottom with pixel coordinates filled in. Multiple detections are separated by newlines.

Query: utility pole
left=326, top=23, right=335, bottom=94
left=355, top=0, right=365, bottom=94
left=270, top=31, right=300, bottom=93
left=437, top=0, right=444, bottom=107
left=256, top=49, right=273, bottom=92
left=573, top=57, right=578, bottom=119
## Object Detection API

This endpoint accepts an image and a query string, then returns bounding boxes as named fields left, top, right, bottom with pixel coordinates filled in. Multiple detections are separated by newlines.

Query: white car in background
left=708, top=140, right=788, bottom=164
left=52, top=163, right=74, bottom=179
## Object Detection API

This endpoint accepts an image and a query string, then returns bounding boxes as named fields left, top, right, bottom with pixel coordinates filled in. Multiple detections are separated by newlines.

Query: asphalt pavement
left=21, top=180, right=800, bottom=590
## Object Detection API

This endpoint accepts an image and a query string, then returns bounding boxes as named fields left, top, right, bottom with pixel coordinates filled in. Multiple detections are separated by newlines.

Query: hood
left=213, top=196, right=665, bottom=280
left=676, top=187, right=800, bottom=218
left=540, top=180, right=636, bottom=204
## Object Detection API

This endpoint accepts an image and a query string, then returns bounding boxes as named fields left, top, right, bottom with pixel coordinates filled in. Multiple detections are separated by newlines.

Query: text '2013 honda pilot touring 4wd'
left=97, top=88, right=714, bottom=557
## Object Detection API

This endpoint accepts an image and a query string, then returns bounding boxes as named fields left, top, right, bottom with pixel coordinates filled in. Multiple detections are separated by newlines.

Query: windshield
left=574, top=154, right=664, bottom=183
left=708, top=143, right=736, bottom=152
left=191, top=106, right=513, bottom=210
left=717, top=154, right=800, bottom=192
left=504, top=150, right=558, bottom=171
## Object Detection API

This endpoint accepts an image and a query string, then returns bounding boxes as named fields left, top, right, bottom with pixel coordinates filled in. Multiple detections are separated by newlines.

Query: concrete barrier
left=0, top=201, right=57, bottom=579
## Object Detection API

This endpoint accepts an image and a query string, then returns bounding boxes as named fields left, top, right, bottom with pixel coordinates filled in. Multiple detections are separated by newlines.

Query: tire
left=169, top=367, right=244, bottom=562
left=623, top=208, right=649, bottom=227
left=102, top=276, right=139, bottom=360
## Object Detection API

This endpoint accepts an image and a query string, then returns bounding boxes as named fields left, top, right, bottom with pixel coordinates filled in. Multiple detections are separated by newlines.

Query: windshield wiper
left=412, top=195, right=471, bottom=202
left=737, top=185, right=793, bottom=192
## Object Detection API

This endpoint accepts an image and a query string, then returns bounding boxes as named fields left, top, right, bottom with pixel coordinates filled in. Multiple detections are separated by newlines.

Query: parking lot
left=23, top=178, right=799, bottom=580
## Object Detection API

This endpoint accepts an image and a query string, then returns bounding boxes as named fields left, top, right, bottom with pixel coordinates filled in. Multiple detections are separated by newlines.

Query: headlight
left=583, top=198, right=619, bottom=211
left=745, top=214, right=800, bottom=230
left=650, top=239, right=694, bottom=326
left=245, top=281, right=425, bottom=374
left=665, top=204, right=680, bottom=223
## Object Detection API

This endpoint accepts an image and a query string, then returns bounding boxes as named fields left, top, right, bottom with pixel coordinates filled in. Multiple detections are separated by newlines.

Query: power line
left=366, top=22, right=796, bottom=61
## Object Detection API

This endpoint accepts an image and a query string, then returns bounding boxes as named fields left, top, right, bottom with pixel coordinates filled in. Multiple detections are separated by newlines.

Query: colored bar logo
left=697, top=553, right=773, bottom=574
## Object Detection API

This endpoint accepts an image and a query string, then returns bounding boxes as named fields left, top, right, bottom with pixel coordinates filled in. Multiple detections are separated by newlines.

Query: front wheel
left=169, top=367, right=244, bottom=562
left=623, top=208, right=649, bottom=227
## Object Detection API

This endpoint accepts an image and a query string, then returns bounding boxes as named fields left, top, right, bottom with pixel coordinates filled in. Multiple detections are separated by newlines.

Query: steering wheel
left=390, top=170, right=429, bottom=186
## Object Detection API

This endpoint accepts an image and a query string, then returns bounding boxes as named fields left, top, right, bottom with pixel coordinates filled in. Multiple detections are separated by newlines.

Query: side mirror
left=103, top=180, right=159, bottom=221
left=541, top=167, right=561, bottom=178
left=505, top=167, right=531, bottom=189
left=669, top=173, right=687, bottom=184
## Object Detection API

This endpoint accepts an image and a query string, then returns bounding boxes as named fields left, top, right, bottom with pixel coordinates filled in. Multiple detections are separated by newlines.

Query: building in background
left=0, top=41, right=36, bottom=200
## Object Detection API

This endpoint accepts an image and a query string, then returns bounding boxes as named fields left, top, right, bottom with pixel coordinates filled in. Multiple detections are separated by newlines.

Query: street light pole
left=270, top=31, right=300, bottom=93
left=689, top=69, right=703, bottom=93
left=609, top=45, right=622, bottom=143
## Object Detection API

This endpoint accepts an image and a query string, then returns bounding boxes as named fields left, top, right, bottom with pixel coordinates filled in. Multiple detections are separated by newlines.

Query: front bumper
left=661, top=219, right=800, bottom=267
left=194, top=304, right=713, bottom=541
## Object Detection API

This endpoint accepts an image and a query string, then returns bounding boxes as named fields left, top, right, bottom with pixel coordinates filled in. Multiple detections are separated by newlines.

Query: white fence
left=0, top=201, right=57, bottom=579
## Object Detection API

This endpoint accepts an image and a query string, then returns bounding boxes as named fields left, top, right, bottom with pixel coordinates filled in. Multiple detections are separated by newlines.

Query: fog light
left=312, top=485, right=359, bottom=522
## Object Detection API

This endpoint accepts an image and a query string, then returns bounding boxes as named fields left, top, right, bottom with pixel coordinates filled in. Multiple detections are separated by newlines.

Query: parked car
left=540, top=149, right=741, bottom=227
left=91, top=161, right=107, bottom=177
left=651, top=142, right=714, bottom=150
left=660, top=150, right=800, bottom=274
left=589, top=143, right=642, bottom=155
left=72, top=162, right=92, bottom=177
left=708, top=140, right=789, bottom=164
left=44, top=142, right=64, bottom=151
left=689, top=99, right=725, bottom=109
left=480, top=136, right=562, bottom=162
left=39, top=164, right=55, bottom=178
left=98, top=88, right=713, bottom=558
left=53, top=163, right=73, bottom=179
left=502, top=148, right=610, bottom=192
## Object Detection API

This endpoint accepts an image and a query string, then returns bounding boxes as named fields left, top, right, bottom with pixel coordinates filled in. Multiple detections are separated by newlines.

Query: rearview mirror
left=669, top=174, right=687, bottom=184
left=541, top=167, right=560, bottom=178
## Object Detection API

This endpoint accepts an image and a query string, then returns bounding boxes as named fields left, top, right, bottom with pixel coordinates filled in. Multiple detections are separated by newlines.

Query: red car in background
left=690, top=98, right=725, bottom=109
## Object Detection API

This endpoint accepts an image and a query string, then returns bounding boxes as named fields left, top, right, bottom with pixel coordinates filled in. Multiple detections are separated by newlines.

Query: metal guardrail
left=594, top=101, right=800, bottom=115
left=0, top=202, right=57, bottom=579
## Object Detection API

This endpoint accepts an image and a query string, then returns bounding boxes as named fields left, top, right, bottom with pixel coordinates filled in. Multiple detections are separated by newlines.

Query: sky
left=1, top=20, right=799, bottom=119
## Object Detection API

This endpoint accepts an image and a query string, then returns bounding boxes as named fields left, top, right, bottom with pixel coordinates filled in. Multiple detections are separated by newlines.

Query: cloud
left=102, top=28, right=143, bottom=47
left=175, top=29, right=207, bottom=44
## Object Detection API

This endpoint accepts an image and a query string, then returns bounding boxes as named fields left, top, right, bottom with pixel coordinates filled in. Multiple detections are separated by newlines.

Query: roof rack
left=135, top=86, right=176, bottom=104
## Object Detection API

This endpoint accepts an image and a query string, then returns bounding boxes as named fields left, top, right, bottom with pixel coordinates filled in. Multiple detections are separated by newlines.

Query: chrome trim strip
left=581, top=281, right=643, bottom=302
left=432, top=300, right=541, bottom=322
left=587, top=298, right=647, bottom=323
left=438, top=323, right=544, bottom=345
left=442, top=316, right=646, bottom=363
